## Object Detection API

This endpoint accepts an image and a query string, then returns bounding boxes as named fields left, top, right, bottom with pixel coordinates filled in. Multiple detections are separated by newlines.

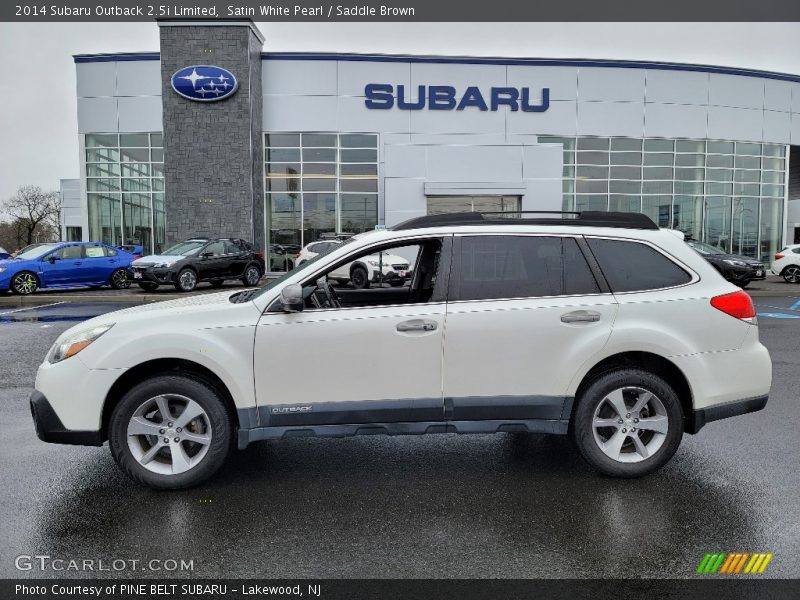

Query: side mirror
left=201, top=252, right=213, bottom=259
left=280, top=283, right=304, bottom=313
left=48, top=255, right=60, bottom=263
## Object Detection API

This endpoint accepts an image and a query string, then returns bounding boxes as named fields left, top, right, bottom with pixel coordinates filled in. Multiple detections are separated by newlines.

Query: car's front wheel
left=110, top=268, right=130, bottom=290
left=11, top=271, right=39, bottom=295
left=572, top=368, right=683, bottom=478
left=174, top=268, right=198, bottom=292
left=782, top=265, right=800, bottom=283
left=108, top=375, right=233, bottom=490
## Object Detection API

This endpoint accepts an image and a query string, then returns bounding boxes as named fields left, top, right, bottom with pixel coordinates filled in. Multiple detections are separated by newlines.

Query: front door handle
left=396, top=319, right=438, bottom=333
left=560, top=310, right=601, bottom=323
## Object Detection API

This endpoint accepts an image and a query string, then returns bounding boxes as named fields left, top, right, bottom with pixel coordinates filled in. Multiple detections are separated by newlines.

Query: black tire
left=138, top=282, right=158, bottom=292
left=109, top=268, right=130, bottom=290
left=738, top=280, right=750, bottom=289
left=241, top=264, right=261, bottom=287
left=782, top=265, right=800, bottom=284
left=11, top=271, right=39, bottom=295
left=351, top=265, right=370, bottom=289
left=174, top=268, right=198, bottom=292
left=209, top=280, right=225, bottom=288
left=108, top=374, right=233, bottom=490
left=572, top=368, right=683, bottom=478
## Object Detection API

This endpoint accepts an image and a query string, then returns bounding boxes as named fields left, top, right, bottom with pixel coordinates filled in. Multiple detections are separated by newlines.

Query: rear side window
left=586, top=238, right=691, bottom=292
left=453, top=236, right=600, bottom=301
left=85, top=246, right=105, bottom=258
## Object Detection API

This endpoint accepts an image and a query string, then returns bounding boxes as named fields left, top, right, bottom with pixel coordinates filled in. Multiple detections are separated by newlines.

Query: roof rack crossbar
left=392, top=211, right=659, bottom=231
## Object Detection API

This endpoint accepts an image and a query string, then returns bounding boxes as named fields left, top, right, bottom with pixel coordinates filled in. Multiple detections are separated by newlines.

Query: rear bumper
left=687, top=394, right=768, bottom=434
left=29, top=390, right=103, bottom=446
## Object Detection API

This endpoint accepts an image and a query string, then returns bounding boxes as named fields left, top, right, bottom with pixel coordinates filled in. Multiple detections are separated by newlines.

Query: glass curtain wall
left=264, top=133, right=378, bottom=272
left=542, top=136, right=786, bottom=260
left=85, top=133, right=164, bottom=254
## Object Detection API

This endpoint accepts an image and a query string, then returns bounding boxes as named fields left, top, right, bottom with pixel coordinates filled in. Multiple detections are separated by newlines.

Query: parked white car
left=296, top=239, right=411, bottom=288
left=770, top=244, right=800, bottom=283
left=30, top=211, right=771, bottom=489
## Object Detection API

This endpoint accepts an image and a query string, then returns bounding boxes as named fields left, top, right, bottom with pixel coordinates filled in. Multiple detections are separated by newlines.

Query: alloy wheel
left=111, top=269, right=130, bottom=289
left=179, top=270, right=197, bottom=291
left=12, top=273, right=37, bottom=295
left=245, top=266, right=260, bottom=285
left=126, top=394, right=212, bottom=475
left=785, top=266, right=800, bottom=283
left=591, top=386, right=669, bottom=463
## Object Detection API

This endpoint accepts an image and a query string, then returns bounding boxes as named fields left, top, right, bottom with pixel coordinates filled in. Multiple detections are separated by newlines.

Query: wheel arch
left=572, top=351, right=694, bottom=433
left=349, top=261, right=367, bottom=276
left=101, top=358, right=239, bottom=442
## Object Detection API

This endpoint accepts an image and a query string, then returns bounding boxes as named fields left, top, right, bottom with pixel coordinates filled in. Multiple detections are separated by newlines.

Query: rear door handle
left=396, top=319, right=438, bottom=332
left=560, top=310, right=601, bottom=323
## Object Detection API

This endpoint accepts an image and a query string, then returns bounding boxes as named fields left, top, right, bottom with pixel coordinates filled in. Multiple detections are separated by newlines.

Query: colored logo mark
left=696, top=552, right=773, bottom=574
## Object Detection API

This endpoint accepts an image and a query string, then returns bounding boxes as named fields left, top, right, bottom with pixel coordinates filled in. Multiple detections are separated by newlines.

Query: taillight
left=710, top=290, right=755, bottom=321
left=295, top=252, right=302, bottom=258
left=134, top=255, right=141, bottom=260
left=775, top=253, right=784, bottom=260
left=255, top=251, right=264, bottom=259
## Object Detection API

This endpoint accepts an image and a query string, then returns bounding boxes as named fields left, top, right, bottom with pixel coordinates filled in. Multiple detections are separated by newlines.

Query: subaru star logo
left=171, top=65, right=238, bottom=102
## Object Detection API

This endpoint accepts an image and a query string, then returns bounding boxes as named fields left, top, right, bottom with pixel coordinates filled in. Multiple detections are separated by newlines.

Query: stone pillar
left=159, top=20, right=264, bottom=249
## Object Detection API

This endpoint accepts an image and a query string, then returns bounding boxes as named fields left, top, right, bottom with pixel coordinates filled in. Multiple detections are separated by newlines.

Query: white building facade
left=73, top=21, right=800, bottom=270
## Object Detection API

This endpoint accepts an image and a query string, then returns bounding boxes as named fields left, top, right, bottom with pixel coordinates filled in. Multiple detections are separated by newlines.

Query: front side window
left=204, top=241, right=225, bottom=257
left=587, top=238, right=692, bottom=292
left=452, top=236, right=600, bottom=301
left=52, top=245, right=83, bottom=260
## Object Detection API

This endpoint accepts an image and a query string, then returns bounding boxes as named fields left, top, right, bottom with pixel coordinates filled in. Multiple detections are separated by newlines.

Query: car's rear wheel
left=241, top=264, right=261, bottom=287
left=351, top=265, right=369, bottom=289
left=782, top=265, right=800, bottom=283
left=108, top=375, right=233, bottom=490
left=138, top=282, right=158, bottom=292
left=174, top=268, right=198, bottom=292
left=573, top=368, right=683, bottom=478
left=110, top=268, right=130, bottom=290
left=11, top=271, right=38, bottom=295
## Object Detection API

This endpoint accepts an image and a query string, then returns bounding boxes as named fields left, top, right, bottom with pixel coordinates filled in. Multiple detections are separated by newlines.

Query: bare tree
left=2, top=185, right=60, bottom=246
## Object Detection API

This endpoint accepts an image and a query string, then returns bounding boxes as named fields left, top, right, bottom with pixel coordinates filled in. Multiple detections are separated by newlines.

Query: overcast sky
left=1, top=22, right=799, bottom=206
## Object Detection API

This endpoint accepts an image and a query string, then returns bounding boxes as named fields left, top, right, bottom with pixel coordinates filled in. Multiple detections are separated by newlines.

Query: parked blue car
left=0, top=241, right=135, bottom=295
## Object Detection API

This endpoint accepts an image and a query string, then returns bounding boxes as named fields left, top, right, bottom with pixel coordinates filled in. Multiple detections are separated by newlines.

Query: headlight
left=367, top=260, right=383, bottom=267
left=0, top=267, right=7, bottom=273
left=48, top=324, right=114, bottom=364
left=154, top=261, right=176, bottom=268
left=723, top=259, right=747, bottom=267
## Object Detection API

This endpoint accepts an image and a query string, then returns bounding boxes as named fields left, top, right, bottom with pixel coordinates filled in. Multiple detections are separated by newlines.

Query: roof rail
left=392, top=211, right=659, bottom=231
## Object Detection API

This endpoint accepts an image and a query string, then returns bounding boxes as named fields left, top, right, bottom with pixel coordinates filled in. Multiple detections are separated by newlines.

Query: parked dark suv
left=686, top=239, right=765, bottom=288
left=130, top=238, right=265, bottom=292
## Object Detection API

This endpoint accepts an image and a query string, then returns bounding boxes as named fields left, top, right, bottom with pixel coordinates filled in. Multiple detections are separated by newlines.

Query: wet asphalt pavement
left=0, top=298, right=799, bottom=579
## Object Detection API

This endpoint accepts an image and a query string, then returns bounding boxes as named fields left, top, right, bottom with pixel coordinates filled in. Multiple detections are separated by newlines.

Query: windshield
left=16, top=244, right=58, bottom=260
left=161, top=240, right=207, bottom=256
left=237, top=235, right=362, bottom=303
left=687, top=240, right=725, bottom=255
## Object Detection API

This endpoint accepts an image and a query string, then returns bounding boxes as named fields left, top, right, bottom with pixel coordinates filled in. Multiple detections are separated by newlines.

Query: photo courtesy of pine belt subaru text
left=29, top=211, right=772, bottom=489
left=129, top=237, right=264, bottom=292
left=0, top=242, right=134, bottom=295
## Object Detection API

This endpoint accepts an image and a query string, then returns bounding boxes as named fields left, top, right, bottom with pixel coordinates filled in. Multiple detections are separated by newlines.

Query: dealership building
left=70, top=19, right=800, bottom=270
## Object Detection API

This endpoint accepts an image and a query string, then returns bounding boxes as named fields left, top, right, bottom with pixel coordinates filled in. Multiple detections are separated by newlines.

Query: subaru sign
left=364, top=84, right=550, bottom=112
left=171, top=65, right=238, bottom=102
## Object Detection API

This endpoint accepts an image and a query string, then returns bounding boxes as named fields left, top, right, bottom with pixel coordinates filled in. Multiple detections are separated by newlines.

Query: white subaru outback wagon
left=30, top=211, right=772, bottom=489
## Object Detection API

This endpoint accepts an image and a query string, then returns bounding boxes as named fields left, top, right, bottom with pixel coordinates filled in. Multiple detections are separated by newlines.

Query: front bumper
left=130, top=265, right=176, bottom=285
left=29, top=390, right=103, bottom=446
left=686, top=394, right=768, bottom=434
left=371, top=270, right=412, bottom=284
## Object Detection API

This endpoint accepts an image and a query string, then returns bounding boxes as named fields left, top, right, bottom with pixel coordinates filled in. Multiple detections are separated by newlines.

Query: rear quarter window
left=586, top=238, right=692, bottom=292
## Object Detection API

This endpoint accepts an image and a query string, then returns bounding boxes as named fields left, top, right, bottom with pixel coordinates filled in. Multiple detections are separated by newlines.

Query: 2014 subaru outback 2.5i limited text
left=30, top=211, right=772, bottom=489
